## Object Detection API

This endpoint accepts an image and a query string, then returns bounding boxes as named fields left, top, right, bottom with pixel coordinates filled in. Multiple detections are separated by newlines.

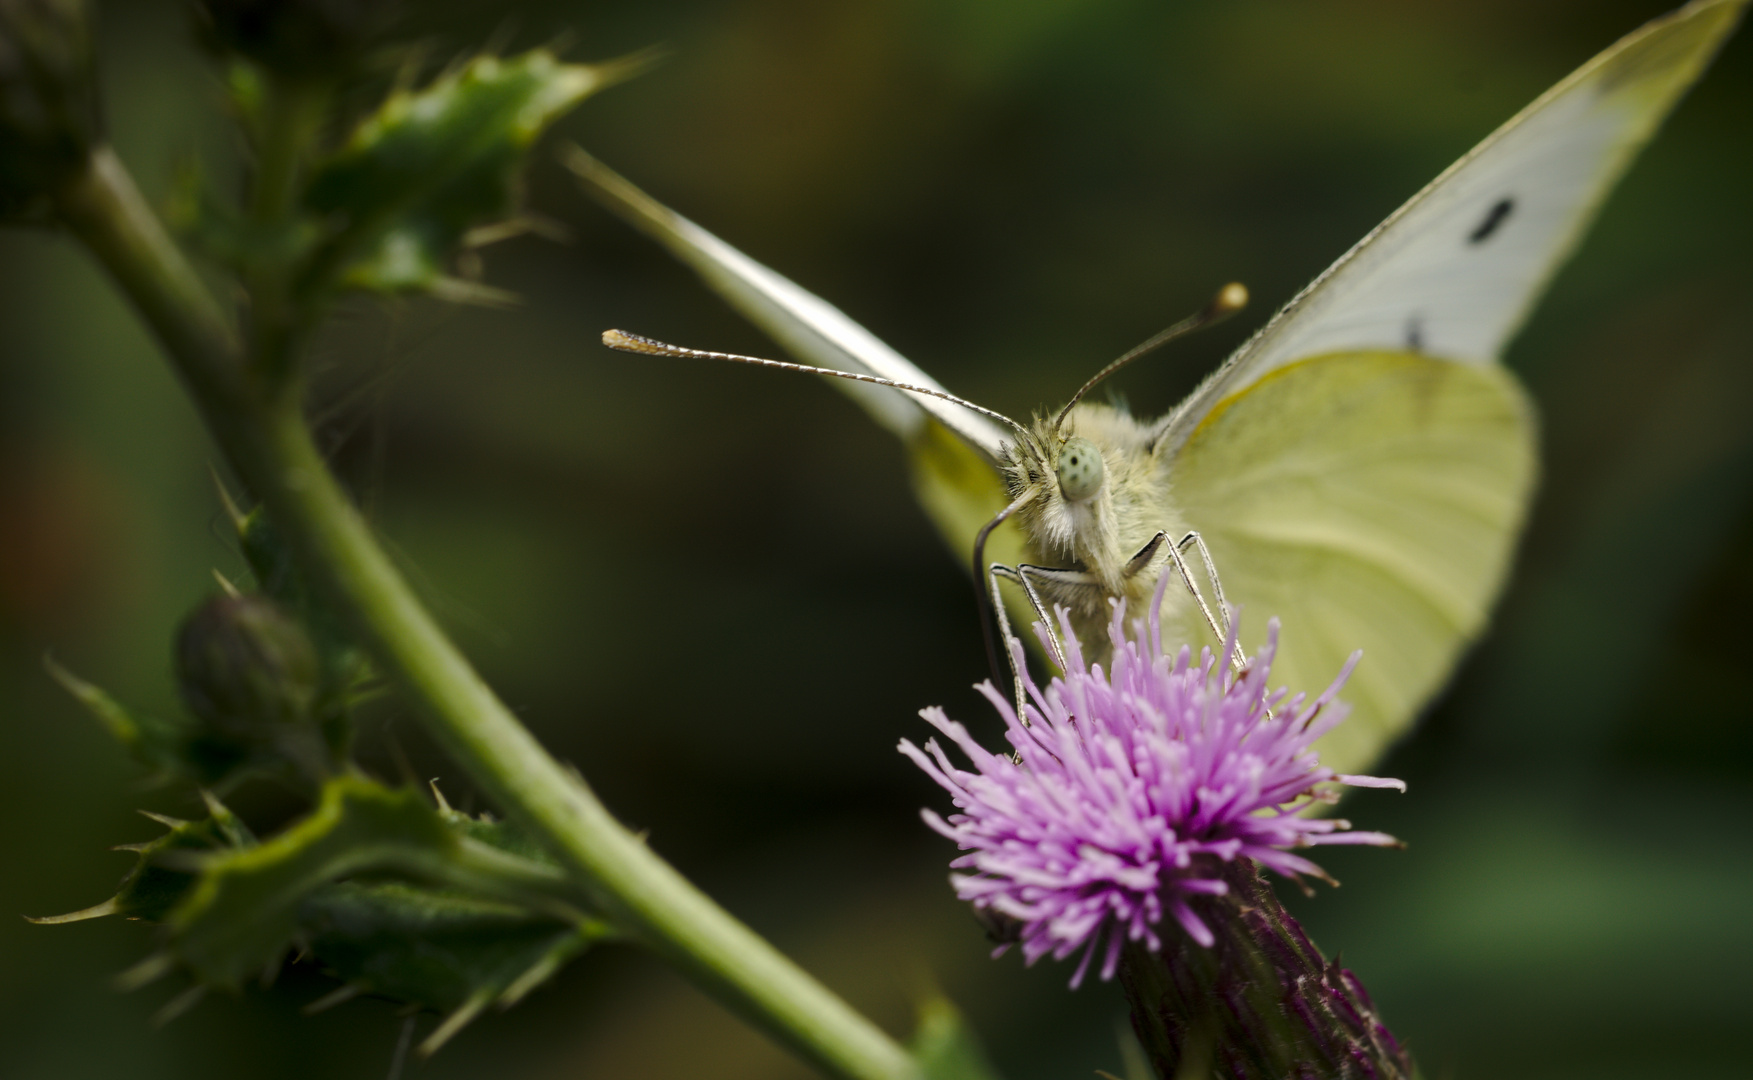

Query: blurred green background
left=2, top=1, right=1750, bottom=1077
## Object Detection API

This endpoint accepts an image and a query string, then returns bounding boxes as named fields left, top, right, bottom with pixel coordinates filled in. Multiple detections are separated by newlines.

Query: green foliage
left=302, top=881, right=604, bottom=1049
left=114, top=803, right=255, bottom=924
left=296, top=49, right=611, bottom=300
left=0, top=0, right=98, bottom=218
left=909, top=998, right=1004, bottom=1080
left=72, top=673, right=237, bottom=783
left=40, top=776, right=605, bottom=1050
left=28, top=795, right=254, bottom=927
left=44, top=656, right=189, bottom=776
left=52, top=583, right=351, bottom=786
left=236, top=504, right=368, bottom=694
left=44, top=485, right=609, bottom=1049
left=165, top=777, right=457, bottom=988
left=228, top=501, right=372, bottom=768
left=237, top=503, right=300, bottom=601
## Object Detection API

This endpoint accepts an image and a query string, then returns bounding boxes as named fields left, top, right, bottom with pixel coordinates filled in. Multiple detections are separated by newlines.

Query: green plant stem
left=246, top=74, right=329, bottom=386
left=249, top=76, right=324, bottom=225
left=54, top=144, right=918, bottom=1080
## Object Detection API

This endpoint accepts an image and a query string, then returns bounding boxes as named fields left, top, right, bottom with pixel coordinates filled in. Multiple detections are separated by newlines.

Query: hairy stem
left=53, top=144, right=917, bottom=1080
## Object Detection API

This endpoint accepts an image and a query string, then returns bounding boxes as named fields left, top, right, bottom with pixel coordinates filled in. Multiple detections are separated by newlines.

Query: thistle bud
left=0, top=0, right=99, bottom=215
left=1119, top=861, right=1413, bottom=1080
left=175, top=593, right=320, bottom=743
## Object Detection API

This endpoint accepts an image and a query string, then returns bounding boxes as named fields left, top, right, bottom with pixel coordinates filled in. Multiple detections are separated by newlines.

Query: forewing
left=1163, top=353, right=1537, bottom=775
left=1160, top=0, right=1746, bottom=458
left=565, top=147, right=1009, bottom=461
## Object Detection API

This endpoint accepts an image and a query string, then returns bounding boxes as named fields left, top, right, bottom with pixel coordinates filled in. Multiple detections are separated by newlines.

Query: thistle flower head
left=900, top=577, right=1403, bottom=987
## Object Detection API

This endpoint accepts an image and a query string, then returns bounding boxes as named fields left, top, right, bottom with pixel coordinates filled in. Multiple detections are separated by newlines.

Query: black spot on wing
left=1404, top=314, right=1425, bottom=352
left=1469, top=197, right=1515, bottom=244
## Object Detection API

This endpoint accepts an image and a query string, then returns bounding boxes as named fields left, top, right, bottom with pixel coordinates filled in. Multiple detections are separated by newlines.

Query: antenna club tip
left=601, top=328, right=678, bottom=356
left=1214, top=282, right=1248, bottom=313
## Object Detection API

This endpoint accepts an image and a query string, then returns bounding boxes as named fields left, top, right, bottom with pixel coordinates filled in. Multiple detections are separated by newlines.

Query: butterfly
left=569, top=0, right=1746, bottom=777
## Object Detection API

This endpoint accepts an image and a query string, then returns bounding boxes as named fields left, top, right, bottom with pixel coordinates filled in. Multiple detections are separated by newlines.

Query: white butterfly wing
left=1158, top=0, right=1744, bottom=771
left=1160, top=0, right=1747, bottom=457
left=564, top=147, right=1010, bottom=461
left=570, top=1, right=1742, bottom=776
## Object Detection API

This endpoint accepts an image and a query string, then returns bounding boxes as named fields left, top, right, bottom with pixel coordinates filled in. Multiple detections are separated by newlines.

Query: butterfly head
left=997, top=411, right=1124, bottom=575
left=1055, top=436, right=1105, bottom=502
left=1006, top=421, right=1107, bottom=510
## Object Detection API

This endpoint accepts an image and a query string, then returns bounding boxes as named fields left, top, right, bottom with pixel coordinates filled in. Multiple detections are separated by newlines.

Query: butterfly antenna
left=602, top=329, right=1032, bottom=439
left=1051, top=282, right=1248, bottom=434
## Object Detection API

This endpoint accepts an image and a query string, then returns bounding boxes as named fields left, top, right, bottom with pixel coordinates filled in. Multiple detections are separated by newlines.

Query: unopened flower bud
left=176, top=593, right=320, bottom=742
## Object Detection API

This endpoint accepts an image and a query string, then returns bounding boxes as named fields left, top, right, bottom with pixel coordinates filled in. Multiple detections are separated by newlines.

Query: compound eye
left=1056, top=437, right=1104, bottom=502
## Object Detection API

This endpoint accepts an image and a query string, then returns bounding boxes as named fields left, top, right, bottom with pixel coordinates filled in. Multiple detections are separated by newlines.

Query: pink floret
left=898, top=577, right=1401, bottom=987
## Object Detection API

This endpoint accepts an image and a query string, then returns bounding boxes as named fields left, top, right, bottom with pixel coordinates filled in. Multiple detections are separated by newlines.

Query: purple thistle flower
left=900, top=576, right=1403, bottom=988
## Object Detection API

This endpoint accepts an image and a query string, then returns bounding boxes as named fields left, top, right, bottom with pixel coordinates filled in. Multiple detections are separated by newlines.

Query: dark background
left=1, top=1, right=1749, bottom=1077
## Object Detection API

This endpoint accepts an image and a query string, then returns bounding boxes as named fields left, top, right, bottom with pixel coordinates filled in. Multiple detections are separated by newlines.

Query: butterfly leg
left=1006, top=566, right=1078, bottom=671
left=987, top=562, right=1067, bottom=722
left=1120, top=530, right=1245, bottom=672
left=1173, top=531, right=1247, bottom=672
left=986, top=561, right=1108, bottom=721
left=1175, top=532, right=1230, bottom=621
left=984, top=563, right=1032, bottom=722
left=1122, top=531, right=1168, bottom=577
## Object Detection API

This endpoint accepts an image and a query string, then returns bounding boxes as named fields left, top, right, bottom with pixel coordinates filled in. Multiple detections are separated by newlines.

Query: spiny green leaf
left=299, top=49, right=613, bottom=298
left=29, top=795, right=254, bottom=926
left=295, top=795, right=605, bottom=1050
left=167, top=777, right=457, bottom=987
left=164, top=776, right=583, bottom=990
left=45, top=655, right=253, bottom=783
left=38, top=775, right=601, bottom=1047
left=46, top=655, right=152, bottom=757
left=301, top=881, right=606, bottom=1023
left=443, top=808, right=557, bottom=867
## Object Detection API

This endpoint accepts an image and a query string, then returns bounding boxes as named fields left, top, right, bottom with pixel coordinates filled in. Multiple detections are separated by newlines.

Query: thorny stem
left=244, top=73, right=330, bottom=388
left=52, top=144, right=918, bottom=1080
